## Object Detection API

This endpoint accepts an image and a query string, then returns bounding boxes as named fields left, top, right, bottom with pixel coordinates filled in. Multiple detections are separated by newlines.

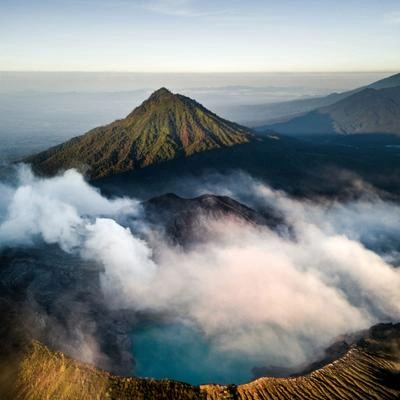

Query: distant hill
left=26, top=88, right=252, bottom=179
left=368, top=72, right=400, bottom=89
left=267, top=85, right=400, bottom=135
left=245, top=72, right=400, bottom=128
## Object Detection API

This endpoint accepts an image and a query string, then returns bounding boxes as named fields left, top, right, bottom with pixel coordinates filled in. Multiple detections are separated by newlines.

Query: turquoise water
left=131, top=321, right=256, bottom=385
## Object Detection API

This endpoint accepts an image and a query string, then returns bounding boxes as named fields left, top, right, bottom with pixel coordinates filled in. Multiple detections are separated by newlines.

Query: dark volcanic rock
left=143, top=193, right=289, bottom=245
left=0, top=247, right=136, bottom=375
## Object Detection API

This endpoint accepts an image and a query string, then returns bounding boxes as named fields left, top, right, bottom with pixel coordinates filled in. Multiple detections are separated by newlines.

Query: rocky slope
left=25, top=88, right=252, bottom=179
left=3, top=323, right=399, bottom=400
left=203, top=323, right=400, bottom=399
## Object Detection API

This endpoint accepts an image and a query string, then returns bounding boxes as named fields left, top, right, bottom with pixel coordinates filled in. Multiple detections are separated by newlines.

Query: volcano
left=26, top=88, right=252, bottom=179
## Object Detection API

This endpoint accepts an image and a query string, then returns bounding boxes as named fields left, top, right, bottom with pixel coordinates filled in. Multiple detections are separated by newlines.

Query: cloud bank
left=0, top=165, right=399, bottom=370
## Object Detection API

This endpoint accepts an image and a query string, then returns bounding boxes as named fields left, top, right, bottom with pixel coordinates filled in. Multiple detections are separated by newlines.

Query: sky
left=0, top=0, right=399, bottom=72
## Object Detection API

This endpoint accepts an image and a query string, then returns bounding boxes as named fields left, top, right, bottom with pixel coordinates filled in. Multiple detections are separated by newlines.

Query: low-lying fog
left=0, top=164, right=399, bottom=384
left=0, top=71, right=389, bottom=161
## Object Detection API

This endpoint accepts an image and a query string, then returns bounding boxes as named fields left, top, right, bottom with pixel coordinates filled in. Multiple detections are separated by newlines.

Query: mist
left=0, top=71, right=391, bottom=161
left=0, top=165, right=399, bottom=382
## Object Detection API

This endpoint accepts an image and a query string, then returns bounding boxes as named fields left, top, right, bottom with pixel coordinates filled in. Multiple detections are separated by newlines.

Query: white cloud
left=82, top=217, right=157, bottom=309
left=0, top=165, right=138, bottom=251
left=123, top=216, right=399, bottom=364
left=1, top=166, right=399, bottom=367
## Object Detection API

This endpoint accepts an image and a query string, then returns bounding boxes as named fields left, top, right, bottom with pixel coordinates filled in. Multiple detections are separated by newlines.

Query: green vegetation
left=26, top=88, right=252, bottom=179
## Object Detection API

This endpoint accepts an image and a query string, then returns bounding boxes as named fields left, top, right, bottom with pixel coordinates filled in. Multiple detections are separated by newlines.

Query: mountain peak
left=149, top=87, right=174, bottom=100
left=26, top=90, right=253, bottom=179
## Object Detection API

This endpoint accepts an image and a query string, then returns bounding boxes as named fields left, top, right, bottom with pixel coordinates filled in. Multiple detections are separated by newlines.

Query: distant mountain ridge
left=268, top=85, right=400, bottom=135
left=26, top=88, right=252, bottom=179
left=248, top=72, right=400, bottom=128
left=368, top=72, right=400, bottom=89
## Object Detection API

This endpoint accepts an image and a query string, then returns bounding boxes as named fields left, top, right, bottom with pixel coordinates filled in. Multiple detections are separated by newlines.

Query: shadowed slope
left=269, top=86, right=400, bottom=136
left=26, top=88, right=252, bottom=179
left=143, top=193, right=287, bottom=245
left=242, top=72, right=400, bottom=128
left=5, top=323, right=400, bottom=400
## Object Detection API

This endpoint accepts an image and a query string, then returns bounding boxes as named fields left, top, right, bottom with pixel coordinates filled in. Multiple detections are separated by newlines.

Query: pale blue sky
left=1, top=0, right=399, bottom=72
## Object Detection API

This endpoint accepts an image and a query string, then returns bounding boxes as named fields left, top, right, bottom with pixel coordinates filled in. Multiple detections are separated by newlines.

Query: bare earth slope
left=25, top=88, right=252, bottom=179
left=5, top=323, right=400, bottom=400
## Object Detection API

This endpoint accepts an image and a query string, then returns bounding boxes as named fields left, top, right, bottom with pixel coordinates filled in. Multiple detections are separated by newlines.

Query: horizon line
left=0, top=70, right=398, bottom=75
